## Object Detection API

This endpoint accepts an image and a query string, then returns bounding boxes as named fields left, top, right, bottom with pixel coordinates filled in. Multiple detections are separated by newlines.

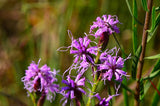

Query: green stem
left=28, top=92, right=37, bottom=106
left=86, top=81, right=99, bottom=106
left=86, top=49, right=101, bottom=106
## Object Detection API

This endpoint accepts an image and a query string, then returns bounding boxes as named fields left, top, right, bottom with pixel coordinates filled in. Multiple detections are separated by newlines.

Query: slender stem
left=86, top=81, right=99, bottom=106
left=28, top=92, right=37, bottom=106
left=135, top=0, right=153, bottom=106
left=86, top=50, right=101, bottom=106
left=112, top=34, right=126, bottom=56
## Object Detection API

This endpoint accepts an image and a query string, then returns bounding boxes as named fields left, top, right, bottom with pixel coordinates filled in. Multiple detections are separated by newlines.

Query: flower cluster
left=99, top=49, right=130, bottom=82
left=60, top=74, right=86, bottom=106
left=21, top=59, right=59, bottom=102
left=70, top=36, right=96, bottom=67
left=22, top=14, right=130, bottom=106
left=90, top=15, right=120, bottom=38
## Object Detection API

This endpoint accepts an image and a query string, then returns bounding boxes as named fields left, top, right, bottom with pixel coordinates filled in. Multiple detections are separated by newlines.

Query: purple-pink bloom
left=99, top=54, right=129, bottom=82
left=60, top=74, right=86, bottom=105
left=21, top=59, right=59, bottom=102
left=61, top=75, right=86, bottom=99
left=90, top=15, right=120, bottom=38
left=70, top=36, right=97, bottom=65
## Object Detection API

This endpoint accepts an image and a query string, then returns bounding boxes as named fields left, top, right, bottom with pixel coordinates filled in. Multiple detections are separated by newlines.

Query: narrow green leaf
left=140, top=79, right=144, bottom=100
left=155, top=13, right=160, bottom=28
left=147, top=13, right=160, bottom=43
left=132, top=46, right=142, bottom=80
left=152, top=59, right=160, bottom=73
left=141, top=0, right=148, bottom=11
left=144, top=80, right=151, bottom=96
left=148, top=6, right=156, bottom=33
left=125, top=0, right=143, bottom=25
left=155, top=6, right=160, bottom=11
left=152, top=79, right=160, bottom=106
left=145, top=54, right=160, bottom=59
left=125, top=0, right=133, bottom=16
left=143, top=70, right=160, bottom=80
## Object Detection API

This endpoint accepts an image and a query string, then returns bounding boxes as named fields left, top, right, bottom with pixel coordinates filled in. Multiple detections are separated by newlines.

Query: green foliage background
left=0, top=0, right=159, bottom=106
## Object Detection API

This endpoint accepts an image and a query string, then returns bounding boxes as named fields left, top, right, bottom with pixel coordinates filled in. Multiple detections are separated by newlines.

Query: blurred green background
left=0, top=0, right=159, bottom=106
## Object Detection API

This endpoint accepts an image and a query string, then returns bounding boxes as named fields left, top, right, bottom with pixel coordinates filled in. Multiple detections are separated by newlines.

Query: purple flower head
left=21, top=59, right=59, bottom=102
left=99, top=48, right=130, bottom=82
left=58, top=31, right=98, bottom=75
left=95, top=93, right=118, bottom=106
left=90, top=15, right=120, bottom=38
left=60, top=74, right=86, bottom=105
left=61, top=74, right=86, bottom=99
left=70, top=36, right=97, bottom=66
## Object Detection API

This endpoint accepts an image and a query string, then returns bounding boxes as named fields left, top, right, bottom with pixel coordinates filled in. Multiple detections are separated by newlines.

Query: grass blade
left=143, top=69, right=160, bottom=80
left=155, top=6, right=160, bottom=11
left=155, top=13, right=160, bottom=28
left=145, top=54, right=160, bottom=59
left=140, top=79, right=144, bottom=100
left=148, top=6, right=156, bottom=33
left=147, top=12, right=160, bottom=42
left=125, top=0, right=143, bottom=25
left=125, top=0, right=133, bottom=16
left=152, top=59, right=160, bottom=73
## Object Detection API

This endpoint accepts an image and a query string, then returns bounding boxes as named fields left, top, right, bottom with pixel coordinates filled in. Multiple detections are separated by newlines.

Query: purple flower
left=99, top=48, right=130, bottom=82
left=95, top=93, right=118, bottom=106
left=90, top=15, right=120, bottom=38
left=70, top=36, right=97, bottom=66
left=21, top=59, right=59, bottom=102
left=60, top=74, right=86, bottom=105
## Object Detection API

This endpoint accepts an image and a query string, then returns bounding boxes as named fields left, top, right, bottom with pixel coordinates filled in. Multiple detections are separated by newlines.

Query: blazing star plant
left=22, top=14, right=130, bottom=106
left=18, top=0, right=160, bottom=106
left=22, top=2, right=160, bottom=105
left=21, top=59, right=59, bottom=105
